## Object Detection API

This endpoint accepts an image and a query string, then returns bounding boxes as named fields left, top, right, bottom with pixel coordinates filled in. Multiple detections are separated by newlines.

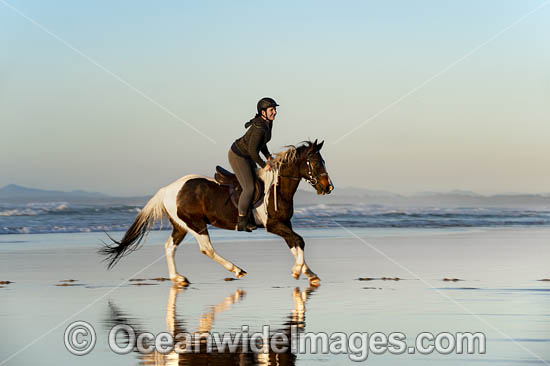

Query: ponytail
left=244, top=114, right=260, bottom=128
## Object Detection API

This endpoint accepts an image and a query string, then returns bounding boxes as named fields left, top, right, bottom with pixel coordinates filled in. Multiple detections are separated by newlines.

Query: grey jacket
left=231, top=116, right=272, bottom=168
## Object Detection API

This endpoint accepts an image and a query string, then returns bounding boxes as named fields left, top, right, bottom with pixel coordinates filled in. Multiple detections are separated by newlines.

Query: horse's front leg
left=291, top=247, right=320, bottom=285
left=267, top=221, right=320, bottom=286
left=289, top=246, right=305, bottom=279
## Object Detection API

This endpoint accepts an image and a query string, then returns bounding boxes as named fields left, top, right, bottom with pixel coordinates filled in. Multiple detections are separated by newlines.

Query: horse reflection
left=104, top=285, right=317, bottom=365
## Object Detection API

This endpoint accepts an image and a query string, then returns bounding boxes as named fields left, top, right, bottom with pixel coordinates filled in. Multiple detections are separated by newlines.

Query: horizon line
left=1, top=183, right=549, bottom=199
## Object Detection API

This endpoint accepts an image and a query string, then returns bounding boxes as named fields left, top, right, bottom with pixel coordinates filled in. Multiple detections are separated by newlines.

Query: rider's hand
left=265, top=163, right=272, bottom=171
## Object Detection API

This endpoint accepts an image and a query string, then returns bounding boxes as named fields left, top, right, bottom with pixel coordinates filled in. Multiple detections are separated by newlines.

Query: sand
left=0, top=228, right=549, bottom=365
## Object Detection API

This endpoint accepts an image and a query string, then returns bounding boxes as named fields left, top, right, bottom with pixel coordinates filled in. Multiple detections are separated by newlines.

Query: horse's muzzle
left=317, top=176, right=334, bottom=195
left=322, top=182, right=334, bottom=195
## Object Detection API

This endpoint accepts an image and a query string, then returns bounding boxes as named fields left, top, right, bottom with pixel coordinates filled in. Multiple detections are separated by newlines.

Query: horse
left=99, top=139, right=334, bottom=286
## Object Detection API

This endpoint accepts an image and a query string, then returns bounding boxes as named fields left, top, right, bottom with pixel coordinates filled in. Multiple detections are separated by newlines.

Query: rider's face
left=262, top=107, right=277, bottom=121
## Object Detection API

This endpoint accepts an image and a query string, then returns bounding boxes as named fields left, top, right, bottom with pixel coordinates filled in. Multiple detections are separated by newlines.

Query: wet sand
left=0, top=228, right=549, bottom=365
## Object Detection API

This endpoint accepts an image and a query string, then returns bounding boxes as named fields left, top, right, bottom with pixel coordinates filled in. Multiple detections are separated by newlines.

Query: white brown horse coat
left=100, top=140, right=333, bottom=286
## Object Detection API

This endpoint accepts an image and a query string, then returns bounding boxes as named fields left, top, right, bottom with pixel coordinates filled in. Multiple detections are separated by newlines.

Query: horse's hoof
left=235, top=269, right=247, bottom=278
left=292, top=272, right=301, bottom=280
left=309, top=277, right=321, bottom=287
left=171, top=276, right=190, bottom=287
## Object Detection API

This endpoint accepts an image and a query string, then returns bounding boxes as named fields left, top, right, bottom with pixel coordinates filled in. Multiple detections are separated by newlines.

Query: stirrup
left=237, top=215, right=253, bottom=232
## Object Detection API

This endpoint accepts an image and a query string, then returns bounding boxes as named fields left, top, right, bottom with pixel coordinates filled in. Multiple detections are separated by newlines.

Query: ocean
left=1, top=201, right=550, bottom=235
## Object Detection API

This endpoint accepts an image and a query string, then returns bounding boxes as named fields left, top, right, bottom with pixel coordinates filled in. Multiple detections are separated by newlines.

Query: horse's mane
left=272, top=141, right=313, bottom=170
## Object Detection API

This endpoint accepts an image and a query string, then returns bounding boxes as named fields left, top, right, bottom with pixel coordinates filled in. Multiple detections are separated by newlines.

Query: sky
left=0, top=0, right=549, bottom=196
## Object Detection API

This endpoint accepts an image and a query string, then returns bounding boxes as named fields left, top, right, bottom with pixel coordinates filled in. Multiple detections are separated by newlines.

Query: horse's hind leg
left=192, top=228, right=247, bottom=278
left=165, top=227, right=189, bottom=285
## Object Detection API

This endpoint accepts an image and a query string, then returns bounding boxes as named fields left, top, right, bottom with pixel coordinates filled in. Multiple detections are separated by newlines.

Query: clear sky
left=1, top=0, right=548, bottom=196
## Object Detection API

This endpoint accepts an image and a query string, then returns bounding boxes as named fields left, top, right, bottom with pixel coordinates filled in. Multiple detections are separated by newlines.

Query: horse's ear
left=307, top=140, right=316, bottom=153
left=316, top=140, right=324, bottom=150
left=308, top=139, right=318, bottom=153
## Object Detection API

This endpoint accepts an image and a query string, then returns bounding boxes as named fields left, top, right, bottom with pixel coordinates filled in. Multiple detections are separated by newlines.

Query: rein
left=277, top=158, right=326, bottom=186
left=264, top=151, right=329, bottom=216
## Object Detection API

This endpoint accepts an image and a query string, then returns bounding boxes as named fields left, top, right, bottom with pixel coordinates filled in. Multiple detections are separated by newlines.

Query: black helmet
left=257, top=97, right=279, bottom=114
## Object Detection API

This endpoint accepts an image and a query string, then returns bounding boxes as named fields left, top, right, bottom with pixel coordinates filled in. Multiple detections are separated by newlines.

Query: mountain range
left=1, top=184, right=550, bottom=208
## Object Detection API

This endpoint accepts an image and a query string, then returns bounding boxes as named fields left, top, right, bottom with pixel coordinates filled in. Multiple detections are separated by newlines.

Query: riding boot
left=237, top=215, right=252, bottom=232
left=246, top=209, right=257, bottom=231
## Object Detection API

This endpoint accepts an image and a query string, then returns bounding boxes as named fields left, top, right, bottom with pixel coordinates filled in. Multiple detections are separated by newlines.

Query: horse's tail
left=99, top=188, right=166, bottom=269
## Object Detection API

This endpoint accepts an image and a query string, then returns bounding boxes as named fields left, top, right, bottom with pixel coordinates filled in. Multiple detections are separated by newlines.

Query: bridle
left=278, top=155, right=328, bottom=188
left=269, top=153, right=332, bottom=211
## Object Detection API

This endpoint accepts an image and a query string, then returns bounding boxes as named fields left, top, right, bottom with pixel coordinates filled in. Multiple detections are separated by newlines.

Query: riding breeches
left=228, top=149, right=257, bottom=216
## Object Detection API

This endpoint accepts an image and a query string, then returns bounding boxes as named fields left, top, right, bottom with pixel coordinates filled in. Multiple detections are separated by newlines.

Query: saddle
left=214, top=166, right=265, bottom=209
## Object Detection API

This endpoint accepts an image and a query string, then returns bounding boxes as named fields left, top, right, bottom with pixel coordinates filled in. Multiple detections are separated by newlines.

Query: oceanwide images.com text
left=65, top=321, right=486, bottom=362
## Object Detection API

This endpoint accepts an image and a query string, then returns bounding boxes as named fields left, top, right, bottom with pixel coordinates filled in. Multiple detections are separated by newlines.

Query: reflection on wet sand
left=104, top=285, right=317, bottom=366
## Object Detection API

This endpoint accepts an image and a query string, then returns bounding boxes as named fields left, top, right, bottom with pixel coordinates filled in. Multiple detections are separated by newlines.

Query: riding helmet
left=257, top=97, right=279, bottom=114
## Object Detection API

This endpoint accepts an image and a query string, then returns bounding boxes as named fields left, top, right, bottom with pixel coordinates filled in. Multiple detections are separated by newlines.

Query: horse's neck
left=278, top=166, right=301, bottom=201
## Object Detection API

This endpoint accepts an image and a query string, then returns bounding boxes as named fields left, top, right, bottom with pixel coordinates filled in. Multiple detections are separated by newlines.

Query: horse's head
left=298, top=139, right=334, bottom=195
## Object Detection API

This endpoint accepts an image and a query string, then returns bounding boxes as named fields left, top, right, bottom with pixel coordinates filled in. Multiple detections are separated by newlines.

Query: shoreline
left=1, top=225, right=550, bottom=247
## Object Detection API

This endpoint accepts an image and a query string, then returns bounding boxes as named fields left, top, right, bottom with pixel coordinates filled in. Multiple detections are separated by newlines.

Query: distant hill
left=1, top=184, right=549, bottom=209
left=0, top=184, right=147, bottom=205
left=0, top=184, right=107, bottom=198
left=293, top=186, right=550, bottom=208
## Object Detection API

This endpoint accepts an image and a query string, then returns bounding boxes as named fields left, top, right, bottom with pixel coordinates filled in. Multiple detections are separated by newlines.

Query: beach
left=0, top=227, right=549, bottom=365
left=2, top=0, right=548, bottom=364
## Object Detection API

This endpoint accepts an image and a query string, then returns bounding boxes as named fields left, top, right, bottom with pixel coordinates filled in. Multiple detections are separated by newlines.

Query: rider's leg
left=246, top=158, right=259, bottom=225
left=228, top=150, right=256, bottom=231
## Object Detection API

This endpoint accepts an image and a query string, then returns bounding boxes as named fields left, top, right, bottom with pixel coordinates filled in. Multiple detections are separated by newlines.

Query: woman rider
left=228, top=97, right=279, bottom=232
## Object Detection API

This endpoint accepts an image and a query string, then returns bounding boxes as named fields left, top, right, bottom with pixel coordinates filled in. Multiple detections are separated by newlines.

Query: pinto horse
left=100, top=140, right=333, bottom=286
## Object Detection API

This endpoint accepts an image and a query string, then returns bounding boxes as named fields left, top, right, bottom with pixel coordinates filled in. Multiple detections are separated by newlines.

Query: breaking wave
left=1, top=202, right=550, bottom=234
